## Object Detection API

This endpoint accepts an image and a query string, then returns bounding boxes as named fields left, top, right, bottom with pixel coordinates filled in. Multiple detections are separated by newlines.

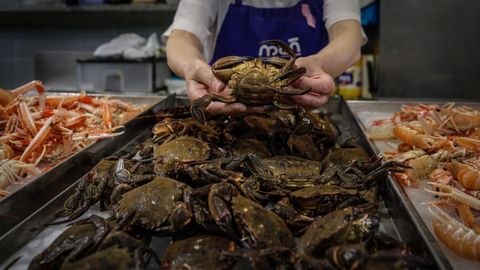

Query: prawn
left=438, top=103, right=480, bottom=132
left=446, top=160, right=480, bottom=190
left=428, top=204, right=480, bottom=261
left=393, top=125, right=449, bottom=151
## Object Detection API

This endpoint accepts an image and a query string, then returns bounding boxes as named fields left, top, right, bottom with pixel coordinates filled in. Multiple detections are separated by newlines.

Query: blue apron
left=210, top=0, right=328, bottom=64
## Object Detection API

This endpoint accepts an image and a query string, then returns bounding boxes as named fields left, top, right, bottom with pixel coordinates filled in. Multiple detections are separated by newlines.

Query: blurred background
left=0, top=0, right=478, bottom=99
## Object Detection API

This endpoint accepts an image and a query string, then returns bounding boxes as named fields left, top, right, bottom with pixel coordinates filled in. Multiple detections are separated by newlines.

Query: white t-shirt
left=162, top=0, right=363, bottom=62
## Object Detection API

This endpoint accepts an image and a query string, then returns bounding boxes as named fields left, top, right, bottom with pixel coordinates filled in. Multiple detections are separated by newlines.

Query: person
left=162, top=0, right=364, bottom=115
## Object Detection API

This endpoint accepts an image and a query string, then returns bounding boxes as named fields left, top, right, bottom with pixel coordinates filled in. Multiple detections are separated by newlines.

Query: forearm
left=166, top=29, right=206, bottom=79
left=301, top=20, right=363, bottom=77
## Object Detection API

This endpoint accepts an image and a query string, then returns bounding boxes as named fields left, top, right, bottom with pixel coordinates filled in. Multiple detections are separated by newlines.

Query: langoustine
left=0, top=81, right=144, bottom=197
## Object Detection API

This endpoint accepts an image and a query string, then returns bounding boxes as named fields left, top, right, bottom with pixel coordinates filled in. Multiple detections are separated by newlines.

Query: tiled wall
left=0, top=26, right=168, bottom=89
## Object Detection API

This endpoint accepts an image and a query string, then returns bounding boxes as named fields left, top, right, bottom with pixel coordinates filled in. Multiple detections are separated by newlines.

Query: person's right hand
left=185, top=59, right=263, bottom=115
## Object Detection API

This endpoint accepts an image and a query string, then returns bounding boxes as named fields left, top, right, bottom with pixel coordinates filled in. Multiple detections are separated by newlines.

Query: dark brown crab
left=297, top=206, right=379, bottom=257
left=190, top=40, right=311, bottom=125
left=162, top=235, right=238, bottom=270
left=53, top=158, right=155, bottom=224
left=110, top=176, right=193, bottom=234
left=29, top=215, right=110, bottom=270
left=60, top=231, right=159, bottom=270
left=318, top=159, right=409, bottom=190
left=29, top=215, right=159, bottom=270
left=273, top=197, right=314, bottom=235
left=152, top=117, right=219, bottom=144
left=204, top=182, right=295, bottom=249
left=153, top=136, right=211, bottom=175
left=226, top=154, right=323, bottom=193
left=322, top=141, right=370, bottom=165
left=324, top=233, right=430, bottom=270
left=288, top=185, right=359, bottom=214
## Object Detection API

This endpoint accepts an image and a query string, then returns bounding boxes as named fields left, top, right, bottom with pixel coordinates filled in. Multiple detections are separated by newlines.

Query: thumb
left=192, top=64, right=226, bottom=93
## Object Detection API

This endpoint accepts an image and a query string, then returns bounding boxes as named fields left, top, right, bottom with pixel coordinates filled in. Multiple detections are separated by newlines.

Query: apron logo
left=258, top=37, right=302, bottom=57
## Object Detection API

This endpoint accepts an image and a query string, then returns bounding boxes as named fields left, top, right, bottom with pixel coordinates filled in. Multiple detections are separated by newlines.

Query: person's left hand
left=290, top=56, right=335, bottom=108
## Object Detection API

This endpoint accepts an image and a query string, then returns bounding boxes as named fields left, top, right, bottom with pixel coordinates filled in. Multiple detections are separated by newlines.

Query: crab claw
left=212, top=56, right=253, bottom=70
left=212, top=56, right=253, bottom=82
left=259, top=40, right=297, bottom=59
left=114, top=158, right=131, bottom=184
left=190, top=95, right=213, bottom=125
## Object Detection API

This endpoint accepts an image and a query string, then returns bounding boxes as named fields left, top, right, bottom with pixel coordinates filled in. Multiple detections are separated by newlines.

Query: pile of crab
left=367, top=103, right=480, bottom=261
left=0, top=81, right=145, bottom=197
left=25, top=105, right=429, bottom=270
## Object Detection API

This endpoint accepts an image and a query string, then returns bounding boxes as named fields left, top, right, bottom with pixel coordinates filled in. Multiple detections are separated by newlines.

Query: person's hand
left=290, top=56, right=335, bottom=108
left=185, top=59, right=262, bottom=115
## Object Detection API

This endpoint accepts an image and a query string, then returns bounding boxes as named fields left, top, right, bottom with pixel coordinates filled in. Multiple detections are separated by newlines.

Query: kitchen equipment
left=77, top=57, right=170, bottom=92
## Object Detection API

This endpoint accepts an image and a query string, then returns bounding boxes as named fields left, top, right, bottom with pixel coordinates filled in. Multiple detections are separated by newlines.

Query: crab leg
left=20, top=117, right=54, bottom=162
left=426, top=182, right=480, bottom=210
left=190, top=94, right=236, bottom=125
left=260, top=40, right=297, bottom=75
left=274, top=67, right=307, bottom=85
left=211, top=56, right=253, bottom=70
left=212, top=56, right=253, bottom=82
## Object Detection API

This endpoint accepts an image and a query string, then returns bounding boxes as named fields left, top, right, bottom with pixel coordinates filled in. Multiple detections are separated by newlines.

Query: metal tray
left=348, top=100, right=480, bottom=270
left=0, top=96, right=445, bottom=268
left=0, top=93, right=173, bottom=239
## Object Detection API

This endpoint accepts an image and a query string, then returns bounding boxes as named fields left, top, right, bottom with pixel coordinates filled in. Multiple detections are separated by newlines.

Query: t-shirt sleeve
left=323, top=0, right=367, bottom=43
left=323, top=0, right=361, bottom=30
left=161, top=0, right=217, bottom=44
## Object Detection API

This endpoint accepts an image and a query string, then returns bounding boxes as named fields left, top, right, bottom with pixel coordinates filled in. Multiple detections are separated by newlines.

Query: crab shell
left=154, top=136, right=210, bottom=164
left=230, top=196, right=295, bottom=249
left=213, top=58, right=302, bottom=106
left=248, top=155, right=323, bottom=191
left=289, top=185, right=358, bottom=211
left=298, top=207, right=378, bottom=256
left=111, top=177, right=192, bottom=233
left=29, top=215, right=110, bottom=269
left=153, top=136, right=211, bottom=174
left=59, top=248, right=133, bottom=270
left=162, top=235, right=238, bottom=270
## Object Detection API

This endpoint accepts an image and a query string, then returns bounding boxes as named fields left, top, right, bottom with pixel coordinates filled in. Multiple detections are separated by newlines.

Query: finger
left=291, top=93, right=330, bottom=108
left=187, top=80, right=209, bottom=101
left=293, top=74, right=335, bottom=96
left=192, top=65, right=226, bottom=92
left=245, top=106, right=265, bottom=114
left=206, top=102, right=247, bottom=115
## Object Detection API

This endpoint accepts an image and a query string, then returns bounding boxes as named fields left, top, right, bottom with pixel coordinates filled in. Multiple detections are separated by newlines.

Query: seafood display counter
left=349, top=100, right=480, bottom=270
left=0, top=94, right=173, bottom=241
left=0, top=96, right=449, bottom=269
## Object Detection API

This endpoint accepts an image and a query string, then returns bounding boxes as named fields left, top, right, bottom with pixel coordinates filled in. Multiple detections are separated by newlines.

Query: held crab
left=190, top=40, right=312, bottom=126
